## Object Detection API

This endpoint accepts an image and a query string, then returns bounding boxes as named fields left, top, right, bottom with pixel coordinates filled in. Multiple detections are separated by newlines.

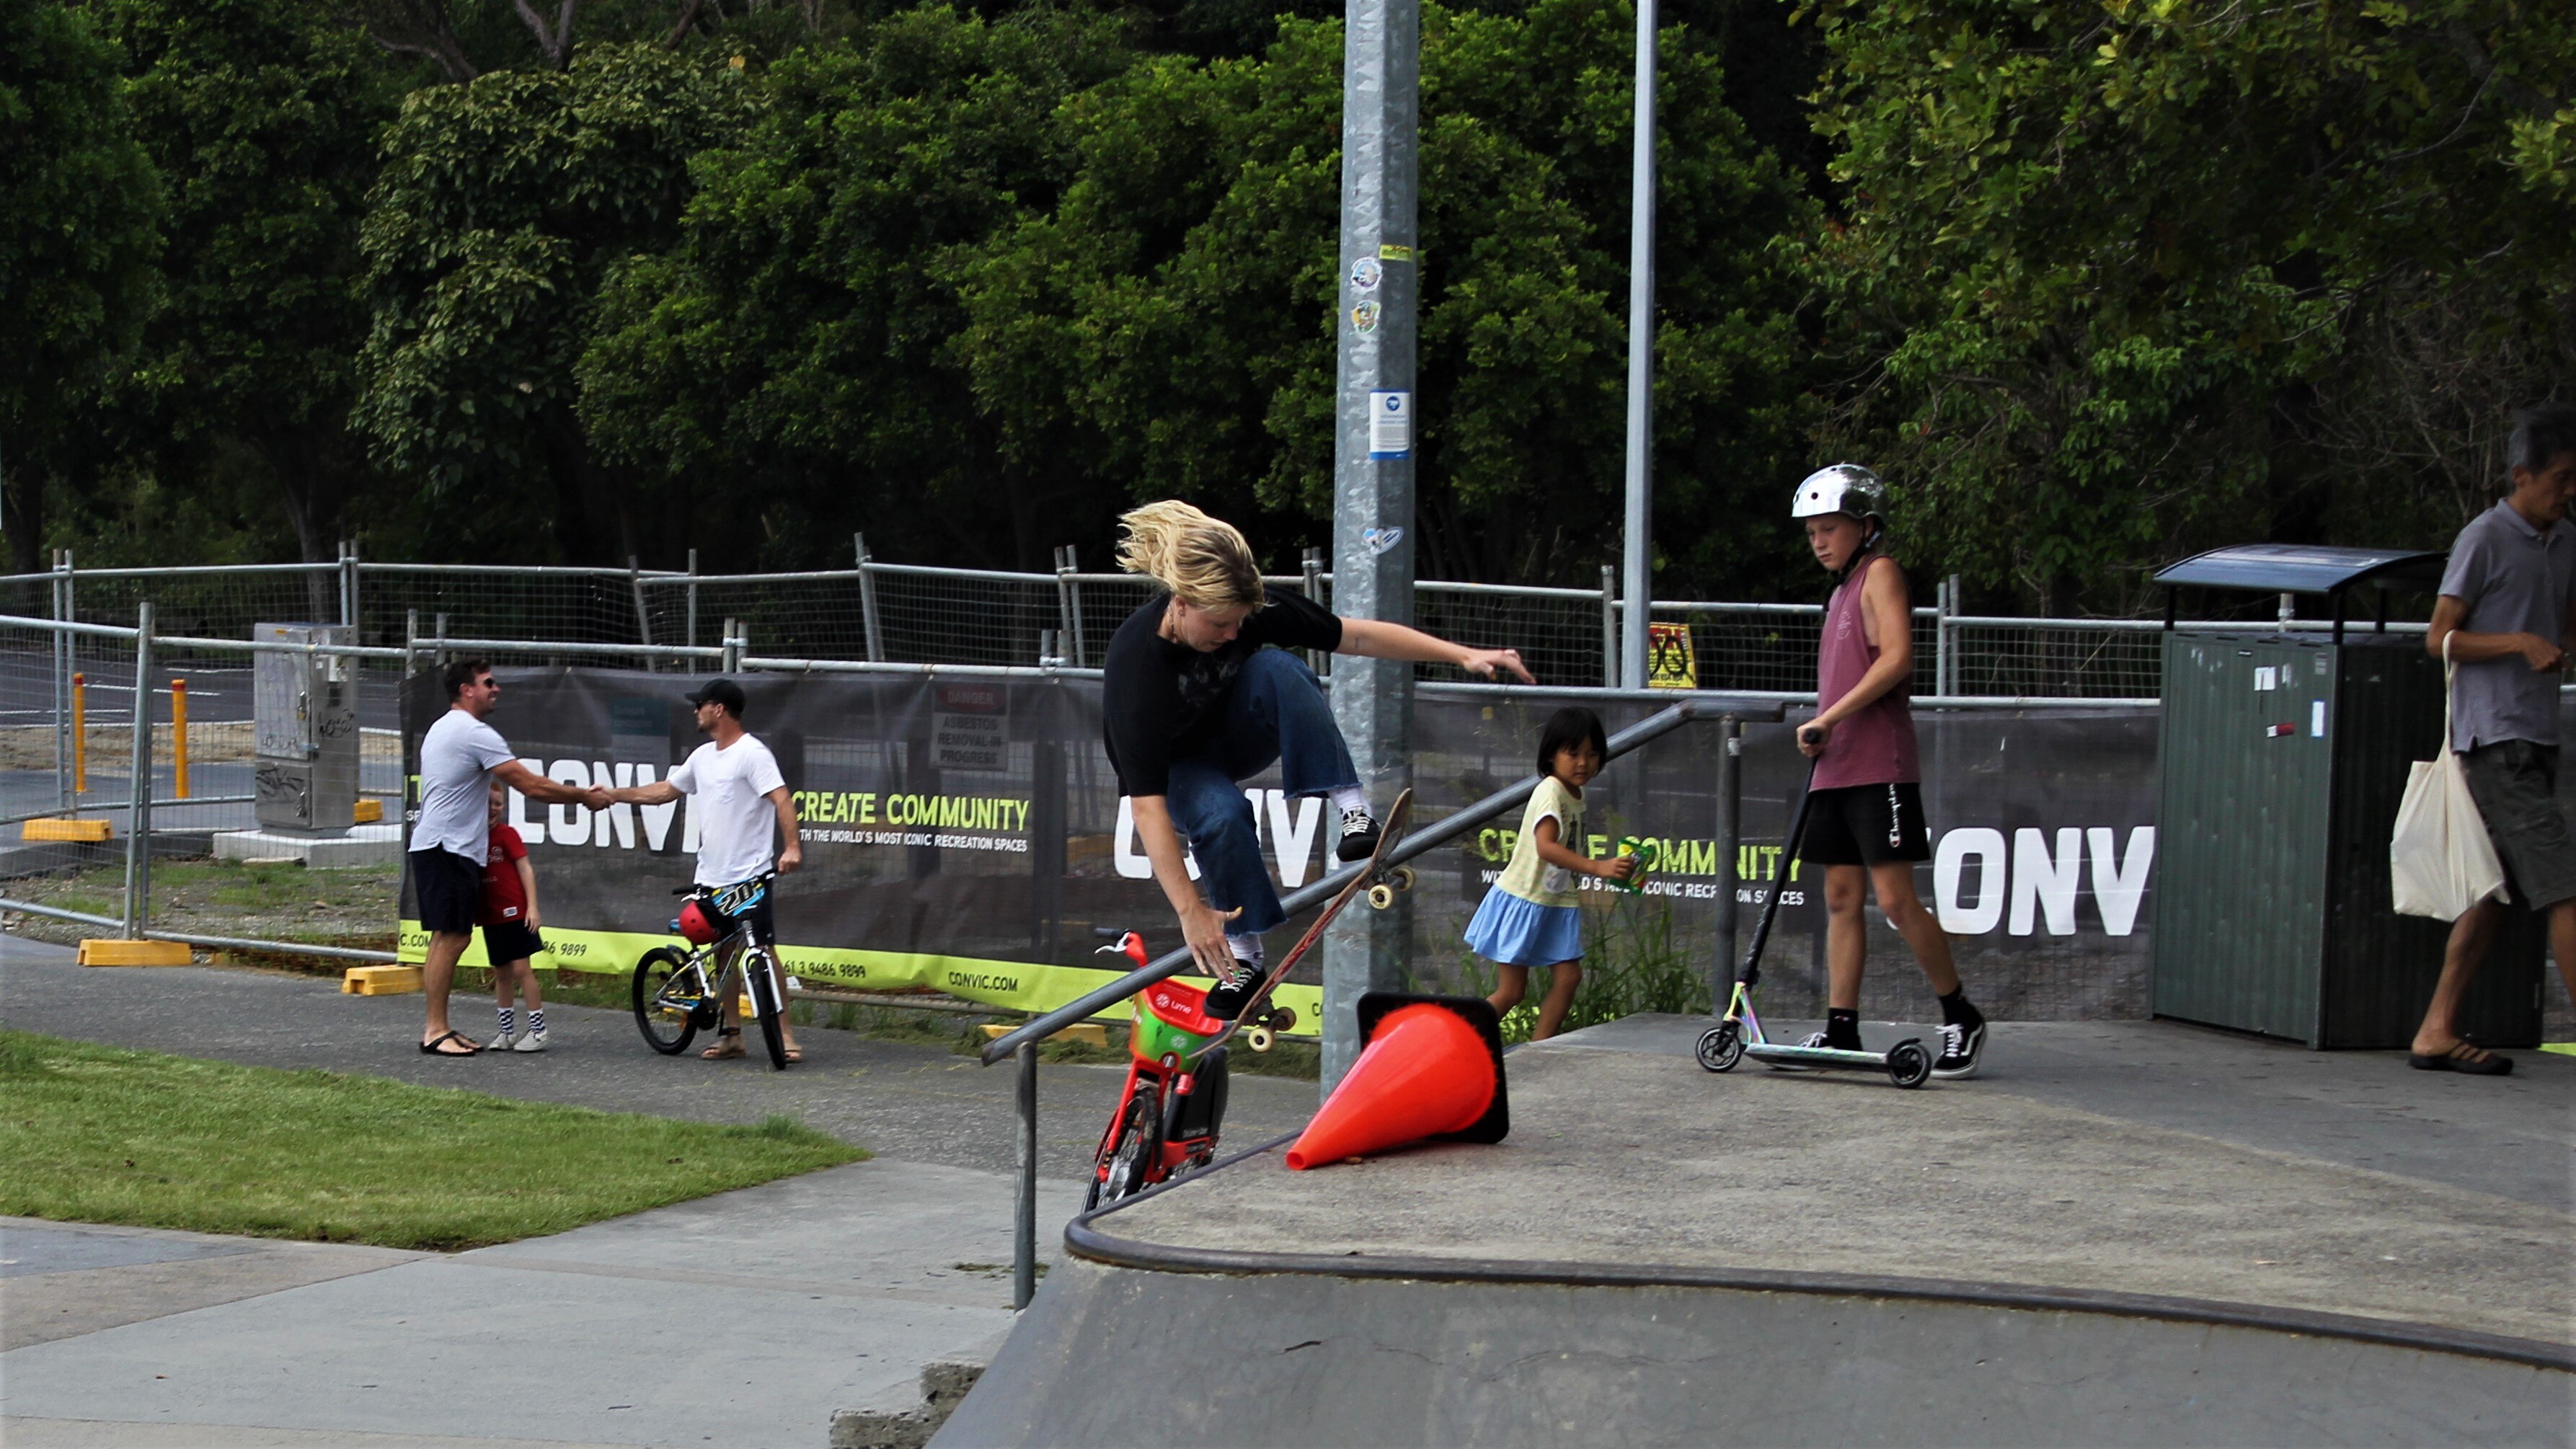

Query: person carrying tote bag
left=2391, top=638, right=2508, bottom=920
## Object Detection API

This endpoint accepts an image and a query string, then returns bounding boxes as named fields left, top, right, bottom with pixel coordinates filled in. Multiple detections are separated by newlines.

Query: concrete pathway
left=0, top=933, right=1310, bottom=1447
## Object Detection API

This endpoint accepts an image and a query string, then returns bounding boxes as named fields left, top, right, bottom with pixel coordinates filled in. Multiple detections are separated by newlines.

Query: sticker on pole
left=1647, top=621, right=1696, bottom=689
left=1368, top=390, right=1411, bottom=460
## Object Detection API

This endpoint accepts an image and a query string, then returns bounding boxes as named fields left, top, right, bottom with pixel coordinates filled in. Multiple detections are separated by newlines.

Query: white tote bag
left=2390, top=639, right=2508, bottom=920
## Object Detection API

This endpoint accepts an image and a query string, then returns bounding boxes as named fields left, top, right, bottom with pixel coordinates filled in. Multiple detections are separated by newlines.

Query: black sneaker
left=1203, top=957, right=1263, bottom=1020
left=1933, top=1019, right=1986, bottom=1079
left=1335, top=807, right=1381, bottom=862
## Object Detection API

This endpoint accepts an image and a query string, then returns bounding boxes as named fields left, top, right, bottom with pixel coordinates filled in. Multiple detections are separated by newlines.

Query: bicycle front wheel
left=632, top=947, right=701, bottom=1056
left=745, top=949, right=789, bottom=1071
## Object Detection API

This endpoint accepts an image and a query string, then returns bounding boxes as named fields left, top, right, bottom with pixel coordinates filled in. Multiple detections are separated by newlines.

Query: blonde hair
left=1115, top=500, right=1266, bottom=612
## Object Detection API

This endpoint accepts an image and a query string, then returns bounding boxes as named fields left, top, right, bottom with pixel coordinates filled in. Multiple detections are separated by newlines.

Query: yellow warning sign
left=1647, top=622, right=1696, bottom=689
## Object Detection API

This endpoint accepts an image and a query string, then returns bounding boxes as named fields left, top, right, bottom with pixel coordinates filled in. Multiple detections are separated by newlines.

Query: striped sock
left=526, top=1009, right=545, bottom=1037
left=497, top=1008, right=515, bottom=1038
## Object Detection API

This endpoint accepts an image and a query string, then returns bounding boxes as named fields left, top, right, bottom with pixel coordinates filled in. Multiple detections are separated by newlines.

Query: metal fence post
left=404, top=608, right=420, bottom=677
left=340, top=540, right=359, bottom=629
left=1946, top=572, right=1963, bottom=697
left=1934, top=577, right=1951, bottom=701
left=1053, top=546, right=1081, bottom=668
left=1303, top=548, right=1329, bottom=677
left=1601, top=564, right=1619, bottom=689
left=124, top=601, right=155, bottom=940
left=628, top=556, right=656, bottom=672
left=434, top=613, right=448, bottom=668
left=722, top=618, right=742, bottom=674
left=856, top=534, right=885, bottom=663
left=53, top=549, right=72, bottom=810
left=1713, top=714, right=1740, bottom=1008
left=686, top=548, right=699, bottom=654
left=1013, top=1038, right=1037, bottom=1310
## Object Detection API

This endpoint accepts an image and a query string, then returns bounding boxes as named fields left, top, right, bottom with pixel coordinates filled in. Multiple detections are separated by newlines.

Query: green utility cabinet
left=2150, top=547, right=2546, bottom=1048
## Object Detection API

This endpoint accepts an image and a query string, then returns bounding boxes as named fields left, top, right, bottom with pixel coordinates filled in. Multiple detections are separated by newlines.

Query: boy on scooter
left=1789, top=465, right=1987, bottom=1079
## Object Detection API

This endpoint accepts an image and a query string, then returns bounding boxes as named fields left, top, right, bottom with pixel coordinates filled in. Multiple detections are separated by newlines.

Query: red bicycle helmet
left=676, top=898, right=720, bottom=945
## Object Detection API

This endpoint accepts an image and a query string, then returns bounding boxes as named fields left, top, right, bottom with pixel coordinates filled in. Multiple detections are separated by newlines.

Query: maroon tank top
left=1812, top=553, right=1920, bottom=789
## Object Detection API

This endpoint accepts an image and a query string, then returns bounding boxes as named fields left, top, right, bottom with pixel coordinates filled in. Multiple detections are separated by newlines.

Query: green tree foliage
left=1804, top=0, right=2575, bottom=611
left=0, top=0, right=162, bottom=573
left=87, top=0, right=413, bottom=575
left=355, top=43, right=746, bottom=563
left=584, top=0, right=1815, bottom=584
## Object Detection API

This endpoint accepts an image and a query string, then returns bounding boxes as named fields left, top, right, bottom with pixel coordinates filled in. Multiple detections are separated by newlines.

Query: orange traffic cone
left=1285, top=993, right=1509, bottom=1170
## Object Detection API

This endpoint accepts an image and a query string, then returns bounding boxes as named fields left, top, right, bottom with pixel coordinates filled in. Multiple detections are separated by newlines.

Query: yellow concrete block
left=77, top=939, right=192, bottom=967
left=981, top=1022, right=1108, bottom=1047
left=22, top=817, right=112, bottom=843
left=342, top=965, right=424, bottom=995
left=353, top=798, right=384, bottom=823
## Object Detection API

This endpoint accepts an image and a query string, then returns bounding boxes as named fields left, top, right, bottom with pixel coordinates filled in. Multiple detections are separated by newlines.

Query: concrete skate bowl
left=939, top=1146, right=2572, bottom=1447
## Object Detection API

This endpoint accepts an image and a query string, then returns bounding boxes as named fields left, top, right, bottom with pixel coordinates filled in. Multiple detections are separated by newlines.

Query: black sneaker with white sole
left=1203, top=957, right=1264, bottom=1020
left=1334, top=807, right=1381, bottom=862
left=1932, top=1019, right=1986, bottom=1079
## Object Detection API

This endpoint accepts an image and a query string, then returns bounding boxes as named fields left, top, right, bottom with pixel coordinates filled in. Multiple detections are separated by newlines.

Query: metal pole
left=1714, top=714, right=1740, bottom=1006
left=1618, top=0, right=1658, bottom=694
left=340, top=540, right=358, bottom=629
left=1947, top=573, right=1963, bottom=696
left=1054, top=546, right=1081, bottom=668
left=686, top=548, right=699, bottom=654
left=856, top=534, right=885, bottom=663
left=1303, top=547, right=1329, bottom=677
left=629, top=557, right=655, bottom=672
left=1323, top=0, right=1421, bottom=1092
left=54, top=549, right=71, bottom=810
left=1934, top=577, right=1952, bottom=703
left=172, top=678, right=189, bottom=799
left=722, top=618, right=742, bottom=674
left=123, top=602, right=154, bottom=939
left=1013, top=1039, right=1037, bottom=1310
left=404, top=608, right=420, bottom=677
left=1601, top=563, right=1619, bottom=689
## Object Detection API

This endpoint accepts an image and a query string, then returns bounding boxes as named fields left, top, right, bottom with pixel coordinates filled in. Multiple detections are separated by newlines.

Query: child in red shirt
left=482, top=782, right=549, bottom=1051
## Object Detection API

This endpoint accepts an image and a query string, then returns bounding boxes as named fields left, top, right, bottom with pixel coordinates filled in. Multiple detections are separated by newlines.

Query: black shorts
left=701, top=877, right=776, bottom=948
left=1798, top=782, right=1931, bottom=867
left=482, top=920, right=544, bottom=965
left=412, top=848, right=483, bottom=934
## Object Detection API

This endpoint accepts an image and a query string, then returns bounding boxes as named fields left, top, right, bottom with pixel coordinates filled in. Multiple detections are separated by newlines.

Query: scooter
left=1696, top=736, right=1934, bottom=1090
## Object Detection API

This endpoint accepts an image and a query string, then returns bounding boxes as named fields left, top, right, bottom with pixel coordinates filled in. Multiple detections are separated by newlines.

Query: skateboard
left=1196, top=787, right=1415, bottom=1057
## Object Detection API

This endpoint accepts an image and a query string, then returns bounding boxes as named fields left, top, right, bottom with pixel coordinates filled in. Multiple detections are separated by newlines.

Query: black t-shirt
left=1102, top=587, right=1343, bottom=797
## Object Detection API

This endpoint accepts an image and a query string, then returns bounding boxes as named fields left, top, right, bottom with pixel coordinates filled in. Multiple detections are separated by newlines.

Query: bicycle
left=1084, top=930, right=1234, bottom=1210
left=630, top=873, right=792, bottom=1071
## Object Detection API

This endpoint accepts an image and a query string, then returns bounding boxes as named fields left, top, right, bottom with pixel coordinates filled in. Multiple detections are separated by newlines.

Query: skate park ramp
left=938, top=1016, right=2574, bottom=1446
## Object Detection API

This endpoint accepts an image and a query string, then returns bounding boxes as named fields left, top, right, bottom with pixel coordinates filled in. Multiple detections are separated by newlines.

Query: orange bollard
left=1285, top=995, right=1509, bottom=1171
left=170, top=678, right=189, bottom=799
left=71, top=672, right=87, bottom=795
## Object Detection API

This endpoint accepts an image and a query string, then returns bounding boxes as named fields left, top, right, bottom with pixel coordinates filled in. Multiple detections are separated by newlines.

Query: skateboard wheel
left=1367, top=883, right=1396, bottom=910
left=1246, top=1027, right=1274, bottom=1053
left=1267, top=1006, right=1296, bottom=1032
left=1388, top=866, right=1416, bottom=892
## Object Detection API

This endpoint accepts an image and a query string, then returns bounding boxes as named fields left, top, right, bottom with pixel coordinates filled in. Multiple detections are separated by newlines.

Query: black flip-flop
left=419, top=1029, right=481, bottom=1057
left=2407, top=1041, right=2512, bottom=1076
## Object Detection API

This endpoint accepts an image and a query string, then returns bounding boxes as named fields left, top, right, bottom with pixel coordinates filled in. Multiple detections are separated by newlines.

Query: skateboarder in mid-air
left=1103, top=500, right=1535, bottom=1019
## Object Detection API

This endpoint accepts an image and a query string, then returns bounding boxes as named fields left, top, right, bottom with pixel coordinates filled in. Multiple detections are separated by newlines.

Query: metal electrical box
left=2149, top=549, right=2544, bottom=1048
left=254, top=622, right=359, bottom=835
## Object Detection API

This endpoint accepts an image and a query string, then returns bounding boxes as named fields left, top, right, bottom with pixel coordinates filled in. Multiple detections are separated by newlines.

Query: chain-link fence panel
left=1949, top=621, right=2166, bottom=700
left=864, top=565, right=1068, bottom=668
left=356, top=564, right=664, bottom=652
left=1412, top=584, right=1611, bottom=688
left=639, top=572, right=871, bottom=661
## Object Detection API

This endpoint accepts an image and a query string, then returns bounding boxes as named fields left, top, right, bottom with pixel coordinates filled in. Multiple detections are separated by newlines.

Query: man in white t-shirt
left=412, top=660, right=608, bottom=1056
left=608, top=678, right=805, bottom=1063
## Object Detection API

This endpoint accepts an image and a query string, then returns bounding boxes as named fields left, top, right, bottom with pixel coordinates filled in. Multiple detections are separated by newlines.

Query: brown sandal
left=701, top=1029, right=745, bottom=1060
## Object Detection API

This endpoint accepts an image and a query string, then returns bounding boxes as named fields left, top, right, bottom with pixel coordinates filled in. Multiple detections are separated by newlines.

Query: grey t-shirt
left=2440, top=500, right=2576, bottom=750
left=414, top=709, right=517, bottom=863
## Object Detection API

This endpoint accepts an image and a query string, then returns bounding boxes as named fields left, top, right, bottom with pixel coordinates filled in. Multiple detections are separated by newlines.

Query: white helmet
left=1790, top=464, right=1889, bottom=529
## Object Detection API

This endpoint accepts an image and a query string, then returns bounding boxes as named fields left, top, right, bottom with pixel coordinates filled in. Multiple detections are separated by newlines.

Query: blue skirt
left=1464, top=888, right=1583, bottom=967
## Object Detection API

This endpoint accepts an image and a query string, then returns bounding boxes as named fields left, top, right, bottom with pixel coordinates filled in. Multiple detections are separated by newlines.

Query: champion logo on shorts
left=1887, top=784, right=1904, bottom=849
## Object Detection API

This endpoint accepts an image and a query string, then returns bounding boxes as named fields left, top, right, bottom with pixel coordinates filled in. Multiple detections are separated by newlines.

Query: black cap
left=685, top=678, right=747, bottom=717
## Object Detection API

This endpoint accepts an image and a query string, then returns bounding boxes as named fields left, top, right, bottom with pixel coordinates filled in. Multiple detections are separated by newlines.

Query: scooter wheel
left=1886, top=1040, right=1932, bottom=1089
left=1246, top=1026, right=1274, bottom=1053
left=1367, top=883, right=1396, bottom=910
left=1695, top=1023, right=1743, bottom=1073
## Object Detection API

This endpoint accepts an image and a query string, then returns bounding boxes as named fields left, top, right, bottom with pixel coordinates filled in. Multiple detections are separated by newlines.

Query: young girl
left=1789, top=463, right=1985, bottom=1078
left=1466, top=707, right=1638, bottom=1040
left=481, top=782, right=549, bottom=1053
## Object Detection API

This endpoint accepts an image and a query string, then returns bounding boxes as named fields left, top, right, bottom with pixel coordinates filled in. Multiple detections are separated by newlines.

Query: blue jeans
left=1165, top=650, right=1359, bottom=939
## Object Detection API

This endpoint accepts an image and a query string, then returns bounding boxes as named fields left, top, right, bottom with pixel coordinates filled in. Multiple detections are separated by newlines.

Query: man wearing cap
left=606, top=678, right=805, bottom=1063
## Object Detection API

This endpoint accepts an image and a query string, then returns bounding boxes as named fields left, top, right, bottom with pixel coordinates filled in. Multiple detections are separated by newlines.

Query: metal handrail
left=977, top=697, right=1722, bottom=1068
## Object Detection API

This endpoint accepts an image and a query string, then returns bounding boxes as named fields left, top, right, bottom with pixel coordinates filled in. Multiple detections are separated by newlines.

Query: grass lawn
left=0, top=1029, right=863, bottom=1250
